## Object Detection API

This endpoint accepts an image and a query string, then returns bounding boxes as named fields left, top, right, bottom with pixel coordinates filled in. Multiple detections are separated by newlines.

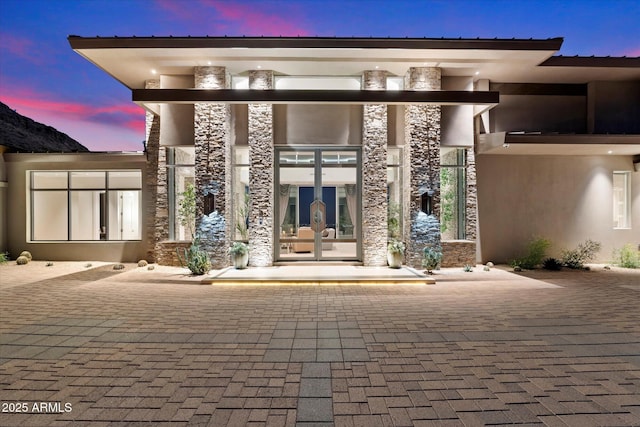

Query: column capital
left=362, top=70, right=387, bottom=90
left=405, top=67, right=441, bottom=91
left=249, top=69, right=274, bottom=90
left=195, top=66, right=230, bottom=89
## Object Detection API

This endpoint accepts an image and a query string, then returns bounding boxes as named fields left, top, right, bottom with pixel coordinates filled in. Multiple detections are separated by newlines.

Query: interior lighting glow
left=608, top=150, right=613, bottom=154
left=151, top=69, right=157, bottom=74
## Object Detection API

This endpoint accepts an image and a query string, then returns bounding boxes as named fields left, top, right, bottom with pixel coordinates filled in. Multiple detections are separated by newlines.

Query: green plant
left=387, top=201, right=401, bottom=239
left=228, top=242, right=249, bottom=256
left=613, top=244, right=640, bottom=269
left=0, top=252, right=9, bottom=264
left=422, top=246, right=442, bottom=273
left=177, top=238, right=211, bottom=275
left=510, top=237, right=551, bottom=270
left=463, top=264, right=473, bottom=272
left=561, top=239, right=601, bottom=269
left=178, top=182, right=197, bottom=240
left=543, top=257, right=563, bottom=271
left=236, top=193, right=250, bottom=240
left=20, top=251, right=33, bottom=261
left=16, top=256, right=29, bottom=265
left=387, top=240, right=405, bottom=255
left=440, top=167, right=455, bottom=235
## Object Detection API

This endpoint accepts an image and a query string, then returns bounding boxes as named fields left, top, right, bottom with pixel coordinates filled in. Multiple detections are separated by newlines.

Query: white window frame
left=613, top=171, right=631, bottom=229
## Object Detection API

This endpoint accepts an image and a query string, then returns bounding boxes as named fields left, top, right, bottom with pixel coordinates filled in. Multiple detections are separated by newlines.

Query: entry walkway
left=204, top=265, right=436, bottom=285
left=1, top=262, right=639, bottom=426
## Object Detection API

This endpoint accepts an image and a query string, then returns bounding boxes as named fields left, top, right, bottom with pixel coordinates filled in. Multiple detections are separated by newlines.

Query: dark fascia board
left=491, top=83, right=587, bottom=96
left=541, top=56, right=640, bottom=67
left=132, top=89, right=499, bottom=105
left=505, top=133, right=640, bottom=144
left=69, top=35, right=564, bottom=51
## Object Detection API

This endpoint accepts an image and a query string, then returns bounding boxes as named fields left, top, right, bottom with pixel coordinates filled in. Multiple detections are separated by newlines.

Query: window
left=167, top=147, right=195, bottom=240
left=613, top=171, right=631, bottom=229
left=440, top=148, right=467, bottom=240
left=387, top=148, right=403, bottom=239
left=30, top=170, right=142, bottom=241
left=232, top=147, right=249, bottom=241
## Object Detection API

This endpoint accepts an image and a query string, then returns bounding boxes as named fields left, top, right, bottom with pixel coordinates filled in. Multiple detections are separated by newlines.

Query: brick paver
left=1, top=263, right=639, bottom=426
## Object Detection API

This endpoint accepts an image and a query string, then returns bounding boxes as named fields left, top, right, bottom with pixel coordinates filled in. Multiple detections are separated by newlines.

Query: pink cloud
left=1, top=87, right=145, bottom=151
left=0, top=32, right=42, bottom=64
left=205, top=0, right=311, bottom=36
left=156, top=0, right=311, bottom=36
left=620, top=47, right=640, bottom=57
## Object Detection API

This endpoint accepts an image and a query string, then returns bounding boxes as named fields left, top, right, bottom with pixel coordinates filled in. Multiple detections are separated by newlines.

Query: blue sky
left=1, top=0, right=638, bottom=151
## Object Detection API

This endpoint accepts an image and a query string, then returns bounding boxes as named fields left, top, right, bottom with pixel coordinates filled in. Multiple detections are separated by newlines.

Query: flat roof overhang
left=477, top=133, right=640, bottom=156
left=132, top=89, right=499, bottom=105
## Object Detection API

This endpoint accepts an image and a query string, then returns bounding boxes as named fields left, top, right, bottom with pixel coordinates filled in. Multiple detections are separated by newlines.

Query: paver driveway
left=1, top=263, right=639, bottom=426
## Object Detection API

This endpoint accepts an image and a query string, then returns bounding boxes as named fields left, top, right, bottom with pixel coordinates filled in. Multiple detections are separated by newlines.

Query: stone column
left=143, top=79, right=168, bottom=263
left=362, top=70, right=388, bottom=266
left=194, top=66, right=231, bottom=269
left=248, top=70, right=274, bottom=267
left=404, top=67, right=442, bottom=268
left=465, top=148, right=477, bottom=241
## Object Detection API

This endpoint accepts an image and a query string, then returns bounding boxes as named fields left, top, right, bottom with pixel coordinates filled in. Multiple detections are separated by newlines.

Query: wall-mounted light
left=475, top=71, right=480, bottom=76
left=607, top=150, right=613, bottom=154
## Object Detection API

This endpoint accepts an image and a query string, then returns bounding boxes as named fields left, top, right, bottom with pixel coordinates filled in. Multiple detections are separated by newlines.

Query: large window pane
left=70, top=191, right=104, bottom=240
left=108, top=171, right=142, bottom=189
left=32, top=171, right=67, bottom=189
left=108, top=191, right=142, bottom=240
left=70, top=172, right=105, bottom=189
left=32, top=191, right=68, bottom=240
left=613, top=171, right=631, bottom=228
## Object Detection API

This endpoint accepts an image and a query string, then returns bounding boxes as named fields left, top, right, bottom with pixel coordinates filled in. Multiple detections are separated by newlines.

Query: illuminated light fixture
left=475, top=71, right=480, bottom=75
left=151, top=69, right=157, bottom=74
left=607, top=150, right=613, bottom=154
left=207, top=61, right=212, bottom=65
left=503, top=143, right=510, bottom=148
left=257, top=65, right=262, bottom=69
left=375, top=65, right=379, bottom=69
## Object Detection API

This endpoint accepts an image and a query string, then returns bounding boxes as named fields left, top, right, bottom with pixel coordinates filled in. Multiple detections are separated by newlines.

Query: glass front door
left=275, top=147, right=361, bottom=261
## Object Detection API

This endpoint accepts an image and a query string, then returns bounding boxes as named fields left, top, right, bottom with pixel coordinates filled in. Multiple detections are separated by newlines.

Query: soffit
left=477, top=133, right=640, bottom=156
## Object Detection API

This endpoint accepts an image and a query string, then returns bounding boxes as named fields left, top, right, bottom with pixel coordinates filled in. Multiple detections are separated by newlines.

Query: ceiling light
left=375, top=65, right=379, bottom=69
left=607, top=150, right=613, bottom=154
left=151, top=69, right=157, bottom=74
left=207, top=61, right=212, bottom=65
left=475, top=71, right=480, bottom=75
left=257, top=65, right=262, bottom=69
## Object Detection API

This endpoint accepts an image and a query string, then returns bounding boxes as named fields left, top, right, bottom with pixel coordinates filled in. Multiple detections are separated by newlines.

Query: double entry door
left=275, top=147, right=361, bottom=261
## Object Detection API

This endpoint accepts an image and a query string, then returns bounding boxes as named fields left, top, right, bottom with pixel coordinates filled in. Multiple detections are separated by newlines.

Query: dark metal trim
left=69, top=35, right=564, bottom=51
left=541, top=56, right=640, bottom=68
left=490, top=83, right=587, bottom=96
left=133, top=89, right=499, bottom=105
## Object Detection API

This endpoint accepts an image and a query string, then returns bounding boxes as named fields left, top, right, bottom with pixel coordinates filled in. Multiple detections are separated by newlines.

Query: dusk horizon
left=1, top=0, right=638, bottom=152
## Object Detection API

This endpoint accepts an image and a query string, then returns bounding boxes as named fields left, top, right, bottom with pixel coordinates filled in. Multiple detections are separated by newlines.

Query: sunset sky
left=1, top=0, right=638, bottom=152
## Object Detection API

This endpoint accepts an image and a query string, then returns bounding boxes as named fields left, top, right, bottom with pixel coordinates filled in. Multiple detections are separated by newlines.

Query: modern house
left=2, top=36, right=638, bottom=268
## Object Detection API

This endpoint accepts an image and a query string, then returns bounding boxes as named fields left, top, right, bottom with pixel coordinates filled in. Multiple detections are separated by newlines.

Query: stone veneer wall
left=441, top=240, right=476, bottom=267
left=362, top=70, right=389, bottom=266
left=143, top=79, right=169, bottom=263
left=155, top=241, right=191, bottom=267
left=248, top=70, right=274, bottom=267
left=403, top=67, right=442, bottom=268
left=194, top=66, right=231, bottom=269
left=465, top=148, right=478, bottom=241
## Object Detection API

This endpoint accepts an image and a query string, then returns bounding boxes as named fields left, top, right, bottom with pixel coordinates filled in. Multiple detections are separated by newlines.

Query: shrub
left=613, top=244, right=640, bottom=269
left=20, top=251, right=33, bottom=261
left=387, top=240, right=405, bottom=255
left=422, top=246, right=442, bottom=273
left=543, top=257, right=563, bottom=271
left=16, top=256, right=29, bottom=265
left=0, top=252, right=9, bottom=264
left=510, top=237, right=551, bottom=270
left=463, top=264, right=473, bottom=272
left=228, top=242, right=249, bottom=256
left=561, top=239, right=601, bottom=269
left=177, top=238, right=211, bottom=275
